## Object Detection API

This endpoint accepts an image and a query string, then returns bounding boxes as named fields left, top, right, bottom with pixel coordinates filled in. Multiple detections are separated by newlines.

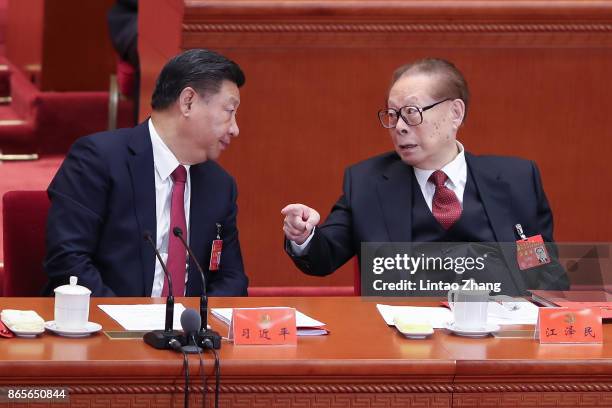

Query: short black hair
left=151, top=48, right=245, bottom=110
left=391, top=58, right=470, bottom=122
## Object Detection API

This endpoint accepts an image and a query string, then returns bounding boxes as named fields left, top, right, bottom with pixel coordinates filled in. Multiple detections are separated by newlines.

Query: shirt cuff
left=289, top=227, right=316, bottom=256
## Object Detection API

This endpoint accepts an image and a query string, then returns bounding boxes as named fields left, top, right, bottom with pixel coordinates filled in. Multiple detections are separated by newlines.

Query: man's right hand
left=281, top=204, right=321, bottom=245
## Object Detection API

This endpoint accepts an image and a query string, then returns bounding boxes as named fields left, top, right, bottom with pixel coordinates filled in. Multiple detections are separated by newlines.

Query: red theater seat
left=116, top=59, right=136, bottom=97
left=2, top=190, right=49, bottom=296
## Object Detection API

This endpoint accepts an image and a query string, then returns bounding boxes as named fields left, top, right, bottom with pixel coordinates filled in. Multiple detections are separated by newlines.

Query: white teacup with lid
left=54, top=276, right=91, bottom=330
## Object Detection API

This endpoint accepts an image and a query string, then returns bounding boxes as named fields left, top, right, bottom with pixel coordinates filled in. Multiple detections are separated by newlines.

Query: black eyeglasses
left=378, top=99, right=450, bottom=128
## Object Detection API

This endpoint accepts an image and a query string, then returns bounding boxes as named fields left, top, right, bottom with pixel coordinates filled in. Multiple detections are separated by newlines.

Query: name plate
left=537, top=307, right=602, bottom=344
left=231, top=307, right=297, bottom=345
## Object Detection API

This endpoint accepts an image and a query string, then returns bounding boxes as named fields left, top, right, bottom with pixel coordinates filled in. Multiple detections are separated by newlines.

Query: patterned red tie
left=430, top=170, right=462, bottom=230
left=163, top=165, right=187, bottom=297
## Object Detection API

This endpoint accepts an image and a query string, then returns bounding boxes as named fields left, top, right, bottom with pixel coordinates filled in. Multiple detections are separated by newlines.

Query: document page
left=99, top=304, right=187, bottom=330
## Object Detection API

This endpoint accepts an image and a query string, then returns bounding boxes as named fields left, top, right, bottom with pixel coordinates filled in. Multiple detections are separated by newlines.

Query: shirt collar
left=413, top=141, right=466, bottom=189
left=149, top=118, right=190, bottom=181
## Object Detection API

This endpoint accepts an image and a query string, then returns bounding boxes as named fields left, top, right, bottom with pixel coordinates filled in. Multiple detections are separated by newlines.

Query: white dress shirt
left=149, top=119, right=191, bottom=297
left=291, top=141, right=467, bottom=255
left=412, top=141, right=467, bottom=211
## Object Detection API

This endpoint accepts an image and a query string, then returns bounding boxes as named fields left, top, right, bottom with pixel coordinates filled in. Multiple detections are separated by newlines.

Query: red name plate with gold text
left=538, top=307, right=602, bottom=344
left=231, top=307, right=297, bottom=345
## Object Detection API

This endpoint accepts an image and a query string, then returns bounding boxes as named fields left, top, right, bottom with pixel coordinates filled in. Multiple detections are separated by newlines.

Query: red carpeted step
left=0, top=56, right=12, bottom=102
left=0, top=0, right=5, bottom=56
left=0, top=104, right=35, bottom=153
left=0, top=64, right=10, bottom=101
left=9, top=62, right=37, bottom=122
left=0, top=66, right=37, bottom=153
left=0, top=104, right=21, bottom=120
left=0, top=56, right=134, bottom=155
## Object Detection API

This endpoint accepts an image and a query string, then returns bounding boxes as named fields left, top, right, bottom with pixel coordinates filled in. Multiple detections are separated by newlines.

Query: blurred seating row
left=0, top=57, right=134, bottom=155
left=0, top=191, right=355, bottom=297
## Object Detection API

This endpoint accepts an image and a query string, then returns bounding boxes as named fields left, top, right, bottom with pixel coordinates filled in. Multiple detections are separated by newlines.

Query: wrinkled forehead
left=387, top=72, right=441, bottom=106
left=203, top=80, right=241, bottom=105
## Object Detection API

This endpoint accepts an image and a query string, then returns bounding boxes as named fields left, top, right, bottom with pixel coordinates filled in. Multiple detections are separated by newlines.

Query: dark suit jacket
left=45, top=122, right=248, bottom=297
left=287, top=151, right=569, bottom=294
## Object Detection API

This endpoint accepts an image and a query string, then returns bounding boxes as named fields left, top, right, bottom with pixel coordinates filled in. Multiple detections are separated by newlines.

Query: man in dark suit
left=45, top=49, right=248, bottom=297
left=282, top=58, right=568, bottom=295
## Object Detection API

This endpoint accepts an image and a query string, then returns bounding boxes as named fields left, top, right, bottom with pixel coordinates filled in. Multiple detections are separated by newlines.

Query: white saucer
left=445, top=322, right=500, bottom=338
left=44, top=321, right=102, bottom=337
left=396, top=325, right=434, bottom=339
left=400, top=331, right=433, bottom=339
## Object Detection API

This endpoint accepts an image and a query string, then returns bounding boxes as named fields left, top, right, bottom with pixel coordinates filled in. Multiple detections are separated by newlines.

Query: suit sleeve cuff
left=289, top=227, right=316, bottom=256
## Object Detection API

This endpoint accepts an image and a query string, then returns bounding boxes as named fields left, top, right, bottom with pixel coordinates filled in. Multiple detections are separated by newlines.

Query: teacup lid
left=54, top=276, right=91, bottom=296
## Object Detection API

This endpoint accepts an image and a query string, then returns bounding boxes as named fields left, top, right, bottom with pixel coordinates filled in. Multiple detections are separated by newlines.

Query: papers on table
left=377, top=304, right=453, bottom=329
left=377, top=300, right=540, bottom=329
left=98, top=304, right=328, bottom=334
left=487, top=300, right=539, bottom=325
left=211, top=308, right=328, bottom=336
left=98, top=304, right=186, bottom=331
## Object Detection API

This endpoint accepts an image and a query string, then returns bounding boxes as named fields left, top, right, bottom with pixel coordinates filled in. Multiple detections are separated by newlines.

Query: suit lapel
left=127, top=122, right=157, bottom=296
left=466, top=153, right=515, bottom=243
left=376, top=158, right=414, bottom=242
left=186, top=162, right=212, bottom=295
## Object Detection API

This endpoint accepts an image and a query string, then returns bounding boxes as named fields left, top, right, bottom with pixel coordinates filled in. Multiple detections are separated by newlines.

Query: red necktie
left=163, top=165, right=187, bottom=297
left=430, top=170, right=462, bottom=230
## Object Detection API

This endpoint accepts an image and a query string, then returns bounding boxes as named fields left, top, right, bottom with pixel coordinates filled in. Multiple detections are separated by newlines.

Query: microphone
left=142, top=231, right=182, bottom=349
left=173, top=227, right=221, bottom=349
left=178, top=308, right=203, bottom=354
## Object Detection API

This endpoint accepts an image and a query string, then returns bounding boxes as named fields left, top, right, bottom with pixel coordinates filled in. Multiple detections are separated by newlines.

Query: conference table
left=1, top=296, right=611, bottom=407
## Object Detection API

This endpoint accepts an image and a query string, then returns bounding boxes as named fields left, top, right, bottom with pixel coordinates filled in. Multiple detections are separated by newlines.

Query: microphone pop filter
left=180, top=308, right=201, bottom=334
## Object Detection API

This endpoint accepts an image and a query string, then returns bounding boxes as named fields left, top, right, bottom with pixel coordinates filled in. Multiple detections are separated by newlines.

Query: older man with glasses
left=281, top=58, right=569, bottom=296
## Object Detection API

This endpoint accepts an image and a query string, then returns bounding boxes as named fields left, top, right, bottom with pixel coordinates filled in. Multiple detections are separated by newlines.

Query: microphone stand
left=143, top=232, right=182, bottom=349
left=173, top=227, right=222, bottom=349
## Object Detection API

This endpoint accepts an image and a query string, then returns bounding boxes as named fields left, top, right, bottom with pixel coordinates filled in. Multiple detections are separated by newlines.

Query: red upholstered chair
left=2, top=191, right=50, bottom=296
left=108, top=57, right=138, bottom=131
left=116, top=59, right=136, bottom=97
